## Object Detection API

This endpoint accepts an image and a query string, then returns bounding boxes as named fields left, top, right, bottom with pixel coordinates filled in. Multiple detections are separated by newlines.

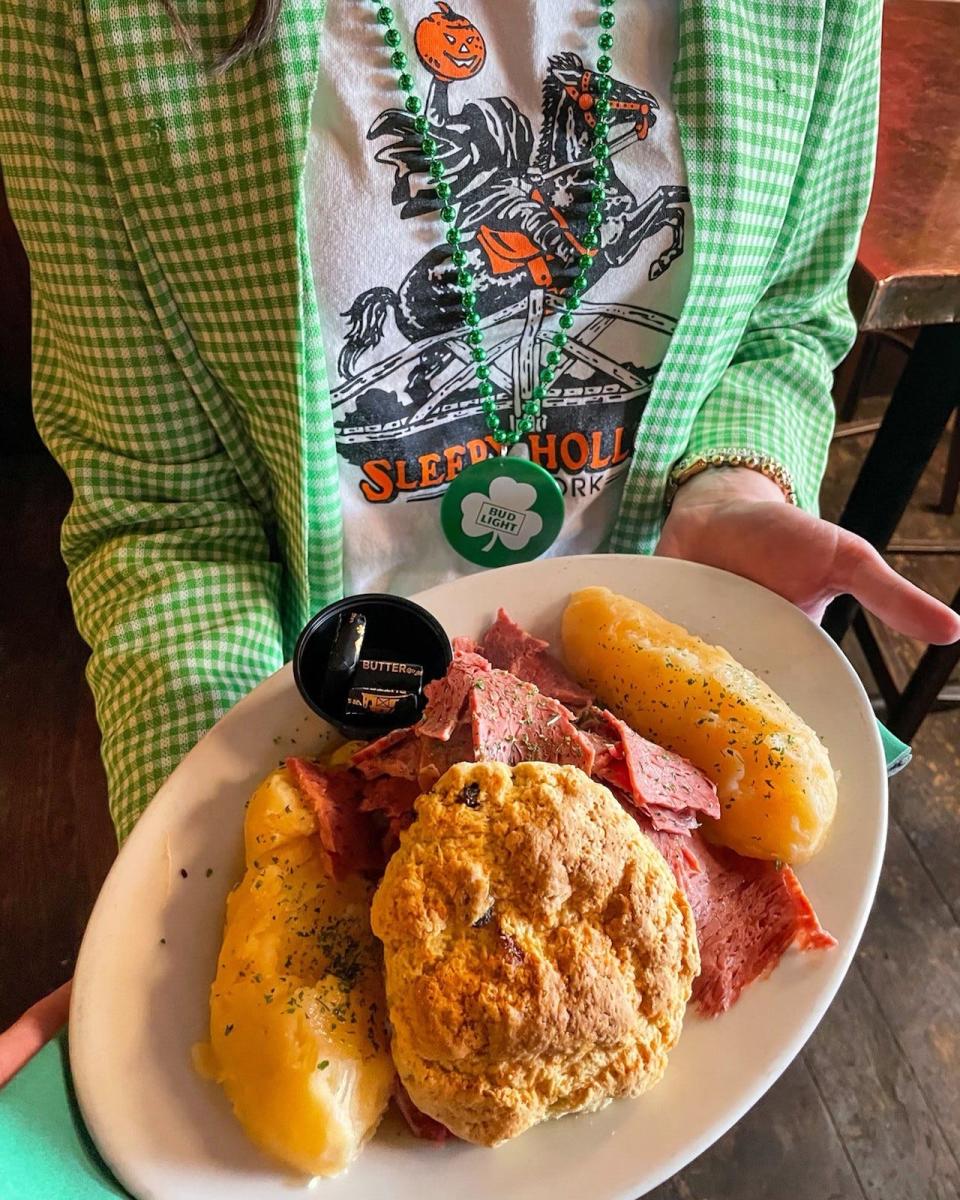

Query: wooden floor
left=1, top=407, right=958, bottom=1199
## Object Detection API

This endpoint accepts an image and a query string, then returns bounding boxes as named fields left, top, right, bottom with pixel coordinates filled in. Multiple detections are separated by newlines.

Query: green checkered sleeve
left=62, top=445, right=285, bottom=845
left=1, top=3, right=285, bottom=842
left=675, top=0, right=881, bottom=513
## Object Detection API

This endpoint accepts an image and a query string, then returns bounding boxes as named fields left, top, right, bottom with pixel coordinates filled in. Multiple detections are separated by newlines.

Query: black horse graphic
left=338, top=52, right=689, bottom=381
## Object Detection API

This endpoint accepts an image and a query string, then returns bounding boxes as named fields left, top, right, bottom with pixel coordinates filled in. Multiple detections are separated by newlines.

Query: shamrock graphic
left=460, top=475, right=544, bottom=553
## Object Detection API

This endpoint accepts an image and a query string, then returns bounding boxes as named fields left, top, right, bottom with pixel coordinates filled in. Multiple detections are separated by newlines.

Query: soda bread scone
left=371, top=761, right=698, bottom=1146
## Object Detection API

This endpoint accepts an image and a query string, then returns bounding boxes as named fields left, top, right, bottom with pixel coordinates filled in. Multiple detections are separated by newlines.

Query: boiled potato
left=561, top=587, right=837, bottom=864
left=199, top=767, right=394, bottom=1177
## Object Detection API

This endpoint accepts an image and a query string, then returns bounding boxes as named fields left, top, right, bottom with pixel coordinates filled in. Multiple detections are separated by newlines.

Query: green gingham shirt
left=0, top=0, right=880, bottom=841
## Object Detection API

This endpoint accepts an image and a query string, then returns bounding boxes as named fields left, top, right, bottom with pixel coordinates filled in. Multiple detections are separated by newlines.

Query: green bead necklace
left=369, top=0, right=618, bottom=566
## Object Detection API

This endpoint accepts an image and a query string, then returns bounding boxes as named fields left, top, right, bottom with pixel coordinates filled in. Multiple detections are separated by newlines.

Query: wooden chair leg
left=833, top=333, right=880, bottom=423
left=851, top=610, right=901, bottom=712
left=824, top=325, right=960, bottom=643
left=937, top=412, right=960, bottom=515
left=886, top=585, right=960, bottom=742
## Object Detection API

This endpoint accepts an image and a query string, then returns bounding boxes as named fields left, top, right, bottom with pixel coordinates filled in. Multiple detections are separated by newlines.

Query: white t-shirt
left=307, top=0, right=692, bottom=595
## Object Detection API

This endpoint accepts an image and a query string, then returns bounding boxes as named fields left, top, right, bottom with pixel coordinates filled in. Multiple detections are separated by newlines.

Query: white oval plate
left=70, top=556, right=886, bottom=1200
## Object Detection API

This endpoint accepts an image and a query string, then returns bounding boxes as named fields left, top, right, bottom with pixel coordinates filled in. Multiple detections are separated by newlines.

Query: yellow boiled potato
left=561, top=587, right=837, bottom=864
left=200, top=768, right=394, bottom=1178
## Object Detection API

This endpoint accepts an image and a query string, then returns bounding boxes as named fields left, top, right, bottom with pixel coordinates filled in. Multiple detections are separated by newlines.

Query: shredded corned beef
left=477, top=608, right=593, bottom=710
left=580, top=718, right=625, bottom=780
left=641, top=822, right=836, bottom=1016
left=285, top=757, right=383, bottom=878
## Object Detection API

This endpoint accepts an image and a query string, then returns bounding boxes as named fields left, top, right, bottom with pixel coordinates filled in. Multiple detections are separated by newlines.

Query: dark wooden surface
left=0, top=164, right=38, bottom=455
left=0, top=456, right=115, bottom=1023
left=851, top=1, right=960, bottom=331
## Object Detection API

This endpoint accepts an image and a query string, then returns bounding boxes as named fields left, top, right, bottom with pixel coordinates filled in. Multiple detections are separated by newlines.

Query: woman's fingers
left=835, top=534, right=960, bottom=645
left=0, top=979, right=72, bottom=1089
left=658, top=491, right=960, bottom=645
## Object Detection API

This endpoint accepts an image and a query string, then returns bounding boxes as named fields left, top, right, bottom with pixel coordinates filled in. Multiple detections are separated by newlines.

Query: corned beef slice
left=515, top=650, right=594, bottom=711
left=478, top=609, right=592, bottom=709
left=285, top=757, right=383, bottom=878
left=479, top=608, right=549, bottom=661
left=418, top=716, right=476, bottom=789
left=408, top=648, right=492, bottom=787
left=613, top=786, right=699, bottom=837
left=359, top=775, right=421, bottom=856
left=352, top=726, right=419, bottom=781
left=582, top=708, right=715, bottom=835
left=359, top=775, right=421, bottom=822
left=417, top=651, right=491, bottom=740
left=642, top=822, right=835, bottom=1016
left=469, top=669, right=595, bottom=773
left=603, top=711, right=719, bottom=823
left=781, top=869, right=838, bottom=952
left=394, top=1080, right=451, bottom=1142
left=578, top=708, right=625, bottom=776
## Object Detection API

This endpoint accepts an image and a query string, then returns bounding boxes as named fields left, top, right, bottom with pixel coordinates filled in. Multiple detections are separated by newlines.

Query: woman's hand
left=657, top=467, right=960, bottom=641
left=0, top=980, right=72, bottom=1089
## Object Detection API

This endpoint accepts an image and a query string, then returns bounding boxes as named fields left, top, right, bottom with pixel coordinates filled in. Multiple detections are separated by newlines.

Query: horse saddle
left=476, top=188, right=593, bottom=290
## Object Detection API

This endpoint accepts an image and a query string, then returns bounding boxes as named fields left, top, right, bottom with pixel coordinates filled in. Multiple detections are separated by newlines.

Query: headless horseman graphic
left=333, top=2, right=689, bottom=487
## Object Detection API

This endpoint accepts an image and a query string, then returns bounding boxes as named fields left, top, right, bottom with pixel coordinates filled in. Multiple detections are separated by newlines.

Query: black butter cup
left=292, top=593, right=453, bottom=739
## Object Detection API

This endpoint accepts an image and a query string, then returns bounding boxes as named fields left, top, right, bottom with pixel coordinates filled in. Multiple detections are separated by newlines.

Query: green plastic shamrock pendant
left=440, top=456, right=564, bottom=567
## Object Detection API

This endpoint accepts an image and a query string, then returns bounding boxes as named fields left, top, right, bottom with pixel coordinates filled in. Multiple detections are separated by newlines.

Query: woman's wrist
left=667, top=451, right=796, bottom=507
left=658, top=467, right=787, bottom=561
left=670, top=465, right=788, bottom=512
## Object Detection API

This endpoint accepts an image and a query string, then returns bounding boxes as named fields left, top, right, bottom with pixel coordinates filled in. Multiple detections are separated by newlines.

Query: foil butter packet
left=344, top=656, right=424, bottom=721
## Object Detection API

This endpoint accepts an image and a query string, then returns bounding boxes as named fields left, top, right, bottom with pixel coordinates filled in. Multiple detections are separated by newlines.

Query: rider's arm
left=670, top=3, right=880, bottom=513
left=460, top=180, right=582, bottom=266
left=0, top=5, right=285, bottom=842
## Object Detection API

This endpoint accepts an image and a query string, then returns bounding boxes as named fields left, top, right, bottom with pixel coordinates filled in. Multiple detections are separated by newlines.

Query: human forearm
left=73, top=534, right=284, bottom=841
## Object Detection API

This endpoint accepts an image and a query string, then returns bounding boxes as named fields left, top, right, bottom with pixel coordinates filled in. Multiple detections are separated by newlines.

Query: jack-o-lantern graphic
left=414, top=2, right=487, bottom=83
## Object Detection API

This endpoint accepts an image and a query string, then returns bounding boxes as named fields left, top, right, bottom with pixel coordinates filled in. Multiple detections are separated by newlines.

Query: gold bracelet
left=665, top=449, right=797, bottom=508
